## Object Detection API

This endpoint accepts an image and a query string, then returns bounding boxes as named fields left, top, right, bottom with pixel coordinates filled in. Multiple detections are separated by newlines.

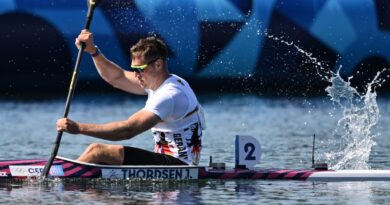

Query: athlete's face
left=131, top=56, right=157, bottom=89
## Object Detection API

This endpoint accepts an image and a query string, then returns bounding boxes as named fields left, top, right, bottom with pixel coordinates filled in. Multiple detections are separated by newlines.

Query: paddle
left=41, top=0, right=102, bottom=178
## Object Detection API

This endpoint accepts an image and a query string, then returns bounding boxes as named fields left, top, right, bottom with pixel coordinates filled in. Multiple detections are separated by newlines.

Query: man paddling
left=56, top=29, right=205, bottom=166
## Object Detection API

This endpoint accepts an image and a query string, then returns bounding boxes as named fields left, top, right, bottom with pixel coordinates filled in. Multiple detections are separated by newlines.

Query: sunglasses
left=129, top=58, right=160, bottom=73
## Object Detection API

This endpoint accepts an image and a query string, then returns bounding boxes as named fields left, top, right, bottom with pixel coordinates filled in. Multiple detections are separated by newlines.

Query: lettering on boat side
left=102, top=168, right=199, bottom=180
left=9, top=165, right=64, bottom=177
left=0, top=172, right=7, bottom=177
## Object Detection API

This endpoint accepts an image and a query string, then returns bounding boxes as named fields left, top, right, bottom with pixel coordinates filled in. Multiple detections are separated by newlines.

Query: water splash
left=265, top=32, right=388, bottom=169
left=264, top=33, right=333, bottom=81
left=323, top=69, right=386, bottom=170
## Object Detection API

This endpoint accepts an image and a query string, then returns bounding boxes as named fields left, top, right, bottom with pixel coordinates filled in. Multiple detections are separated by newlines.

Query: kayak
left=1, top=156, right=390, bottom=182
left=2, top=135, right=388, bottom=182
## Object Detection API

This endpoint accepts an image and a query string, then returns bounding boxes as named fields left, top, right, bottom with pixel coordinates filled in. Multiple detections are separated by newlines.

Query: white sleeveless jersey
left=144, top=74, right=203, bottom=165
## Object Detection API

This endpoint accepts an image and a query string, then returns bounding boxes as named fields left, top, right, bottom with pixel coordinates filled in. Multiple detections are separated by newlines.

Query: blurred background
left=1, top=0, right=390, bottom=97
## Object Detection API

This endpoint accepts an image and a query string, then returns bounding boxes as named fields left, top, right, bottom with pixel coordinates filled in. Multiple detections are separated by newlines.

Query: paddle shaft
left=41, top=4, right=97, bottom=178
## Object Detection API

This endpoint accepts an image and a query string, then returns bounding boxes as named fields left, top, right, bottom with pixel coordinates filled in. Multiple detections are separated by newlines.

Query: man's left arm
left=57, top=109, right=161, bottom=141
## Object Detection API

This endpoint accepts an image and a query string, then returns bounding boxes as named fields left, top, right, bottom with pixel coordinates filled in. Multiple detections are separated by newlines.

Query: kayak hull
left=1, top=156, right=390, bottom=182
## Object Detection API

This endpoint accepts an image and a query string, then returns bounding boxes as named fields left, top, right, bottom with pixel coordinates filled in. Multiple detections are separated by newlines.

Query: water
left=265, top=33, right=389, bottom=170
left=321, top=70, right=387, bottom=170
left=1, top=89, right=390, bottom=204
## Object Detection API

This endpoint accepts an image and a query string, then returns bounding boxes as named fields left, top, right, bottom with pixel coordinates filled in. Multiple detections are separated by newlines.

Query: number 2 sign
left=235, top=135, right=261, bottom=169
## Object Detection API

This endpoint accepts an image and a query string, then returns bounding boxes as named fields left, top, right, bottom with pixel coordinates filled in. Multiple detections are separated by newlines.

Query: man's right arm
left=56, top=109, right=161, bottom=141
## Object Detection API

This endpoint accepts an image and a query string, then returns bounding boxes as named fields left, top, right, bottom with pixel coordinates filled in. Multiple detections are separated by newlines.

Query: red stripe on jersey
left=162, top=144, right=173, bottom=155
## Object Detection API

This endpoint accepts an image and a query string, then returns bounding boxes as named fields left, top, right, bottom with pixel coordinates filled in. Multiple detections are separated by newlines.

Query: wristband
left=91, top=45, right=101, bottom=57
